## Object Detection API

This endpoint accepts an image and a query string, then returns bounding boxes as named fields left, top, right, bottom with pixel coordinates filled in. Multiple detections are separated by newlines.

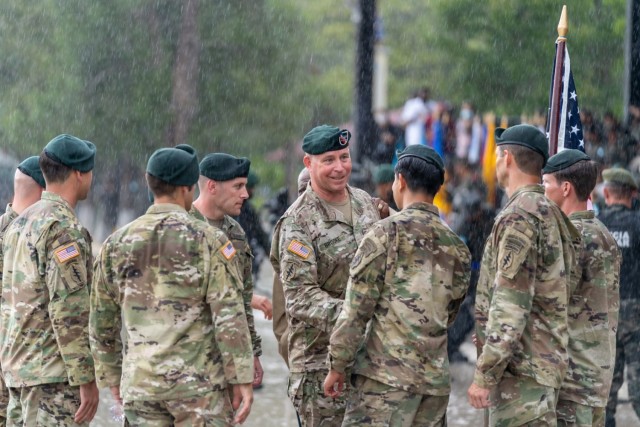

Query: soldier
left=1, top=135, right=99, bottom=426
left=598, top=167, right=640, bottom=426
left=467, top=124, right=579, bottom=425
left=191, top=153, right=266, bottom=387
left=324, top=145, right=471, bottom=426
left=270, top=125, right=381, bottom=426
left=0, top=156, right=45, bottom=427
left=89, top=145, right=254, bottom=425
left=542, top=150, right=621, bottom=427
left=372, top=163, right=399, bottom=211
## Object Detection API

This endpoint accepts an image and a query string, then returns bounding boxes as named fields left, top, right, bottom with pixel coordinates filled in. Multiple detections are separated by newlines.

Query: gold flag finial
left=557, top=5, right=568, bottom=38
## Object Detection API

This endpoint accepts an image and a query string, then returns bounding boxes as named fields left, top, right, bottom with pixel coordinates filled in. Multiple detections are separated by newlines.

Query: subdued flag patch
left=54, top=243, right=80, bottom=263
left=220, top=241, right=236, bottom=260
left=287, top=240, right=311, bottom=259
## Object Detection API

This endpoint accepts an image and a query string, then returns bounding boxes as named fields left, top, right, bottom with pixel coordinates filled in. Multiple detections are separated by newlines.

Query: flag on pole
left=547, top=43, right=585, bottom=152
left=482, top=116, right=497, bottom=206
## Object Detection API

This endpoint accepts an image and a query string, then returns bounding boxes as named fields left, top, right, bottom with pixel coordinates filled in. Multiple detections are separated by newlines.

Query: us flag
left=547, top=43, right=585, bottom=152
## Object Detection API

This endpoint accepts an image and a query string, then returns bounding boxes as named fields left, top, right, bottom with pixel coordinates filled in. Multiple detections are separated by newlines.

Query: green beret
left=602, top=167, right=638, bottom=190
left=302, top=125, right=351, bottom=155
left=147, top=144, right=200, bottom=186
left=396, top=145, right=445, bottom=174
left=495, top=124, right=549, bottom=166
left=199, top=153, right=251, bottom=182
left=542, top=149, right=590, bottom=174
left=17, top=156, right=46, bottom=188
left=43, top=134, right=96, bottom=172
left=246, top=171, right=259, bottom=189
left=373, top=164, right=395, bottom=184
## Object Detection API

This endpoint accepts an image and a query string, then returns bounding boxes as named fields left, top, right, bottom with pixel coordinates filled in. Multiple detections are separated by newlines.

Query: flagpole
left=548, top=5, right=569, bottom=156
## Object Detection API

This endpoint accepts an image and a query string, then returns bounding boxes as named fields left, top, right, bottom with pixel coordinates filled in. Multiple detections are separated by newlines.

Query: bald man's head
left=12, top=169, right=44, bottom=214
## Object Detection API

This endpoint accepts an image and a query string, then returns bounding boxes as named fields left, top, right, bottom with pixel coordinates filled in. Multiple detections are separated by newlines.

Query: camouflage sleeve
left=238, top=244, right=262, bottom=357
left=89, top=241, right=123, bottom=388
left=329, top=230, right=387, bottom=374
left=608, top=244, right=622, bottom=342
left=277, top=218, right=343, bottom=333
left=208, top=238, right=254, bottom=385
left=447, top=241, right=472, bottom=327
left=46, top=227, right=95, bottom=386
left=474, top=213, right=536, bottom=388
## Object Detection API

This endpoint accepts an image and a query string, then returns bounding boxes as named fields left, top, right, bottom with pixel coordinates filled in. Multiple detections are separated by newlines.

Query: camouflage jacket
left=474, top=185, right=579, bottom=389
left=90, top=203, right=253, bottom=402
left=190, top=208, right=261, bottom=357
left=270, top=185, right=380, bottom=373
left=1, top=192, right=95, bottom=387
left=0, top=204, right=18, bottom=286
left=560, top=210, right=621, bottom=407
left=329, top=202, right=471, bottom=395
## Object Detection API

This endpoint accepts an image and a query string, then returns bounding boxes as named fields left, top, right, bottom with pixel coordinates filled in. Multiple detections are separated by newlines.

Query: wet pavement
left=91, top=260, right=640, bottom=426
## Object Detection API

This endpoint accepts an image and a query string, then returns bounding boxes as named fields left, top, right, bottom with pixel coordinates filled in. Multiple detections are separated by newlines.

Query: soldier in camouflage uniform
left=89, top=145, right=254, bottom=426
left=597, top=168, right=640, bottom=427
left=324, top=145, right=471, bottom=426
left=190, top=152, right=265, bottom=388
left=542, top=150, right=621, bottom=427
left=270, top=125, right=381, bottom=426
left=468, top=125, right=579, bottom=426
left=0, top=156, right=45, bottom=427
left=1, top=135, right=99, bottom=426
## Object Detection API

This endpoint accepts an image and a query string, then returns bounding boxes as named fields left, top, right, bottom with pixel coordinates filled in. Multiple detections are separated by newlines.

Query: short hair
left=551, top=160, right=598, bottom=201
left=499, top=144, right=545, bottom=176
left=39, top=151, right=72, bottom=184
left=146, top=173, right=182, bottom=198
left=394, top=156, right=444, bottom=197
left=605, top=181, right=635, bottom=199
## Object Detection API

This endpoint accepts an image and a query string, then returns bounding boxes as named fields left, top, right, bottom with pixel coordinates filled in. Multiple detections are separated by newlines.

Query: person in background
left=401, top=87, right=429, bottom=147
left=373, top=164, right=398, bottom=211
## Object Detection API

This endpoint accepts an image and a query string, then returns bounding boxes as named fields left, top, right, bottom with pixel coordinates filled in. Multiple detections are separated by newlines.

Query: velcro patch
left=54, top=243, right=81, bottom=263
left=287, top=240, right=311, bottom=259
left=220, top=241, right=236, bottom=260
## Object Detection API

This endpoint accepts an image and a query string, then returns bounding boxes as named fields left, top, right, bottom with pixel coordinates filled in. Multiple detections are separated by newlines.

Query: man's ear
left=303, top=155, right=312, bottom=169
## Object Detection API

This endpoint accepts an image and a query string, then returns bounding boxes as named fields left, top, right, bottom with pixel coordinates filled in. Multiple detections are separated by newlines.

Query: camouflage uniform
left=474, top=185, right=579, bottom=426
left=0, top=192, right=95, bottom=426
left=556, top=211, right=621, bottom=427
left=89, top=203, right=254, bottom=425
left=598, top=203, right=640, bottom=426
left=0, top=204, right=18, bottom=426
left=329, top=202, right=471, bottom=426
left=270, top=185, right=380, bottom=427
left=190, top=207, right=262, bottom=357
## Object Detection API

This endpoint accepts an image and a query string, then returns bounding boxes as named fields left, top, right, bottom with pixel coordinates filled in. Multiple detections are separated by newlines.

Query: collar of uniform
left=305, top=184, right=362, bottom=222
left=189, top=205, right=206, bottom=221
left=41, top=191, right=73, bottom=211
left=569, top=210, right=595, bottom=221
left=506, top=184, right=544, bottom=205
left=4, top=203, right=16, bottom=216
left=404, top=201, right=439, bottom=216
left=146, top=203, right=188, bottom=215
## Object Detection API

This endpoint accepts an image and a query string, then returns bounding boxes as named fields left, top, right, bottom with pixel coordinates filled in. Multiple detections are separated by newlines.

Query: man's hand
left=232, top=383, right=254, bottom=424
left=74, top=380, right=99, bottom=423
left=109, top=385, right=122, bottom=405
left=253, top=356, right=264, bottom=388
left=323, top=369, right=345, bottom=399
left=251, top=295, right=273, bottom=320
left=467, top=382, right=492, bottom=409
left=372, top=197, right=390, bottom=219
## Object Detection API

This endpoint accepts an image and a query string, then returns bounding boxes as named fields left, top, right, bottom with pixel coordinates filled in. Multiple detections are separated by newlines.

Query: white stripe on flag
left=558, top=45, right=571, bottom=152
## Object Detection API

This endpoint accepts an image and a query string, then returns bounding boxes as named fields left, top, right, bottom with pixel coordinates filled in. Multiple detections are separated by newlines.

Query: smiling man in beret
left=542, top=150, right=621, bottom=426
left=191, top=152, right=268, bottom=389
left=90, top=145, right=254, bottom=425
left=325, top=145, right=471, bottom=426
left=468, top=124, right=580, bottom=426
left=270, top=124, right=381, bottom=426
left=1, top=134, right=99, bottom=426
left=597, top=166, right=640, bottom=426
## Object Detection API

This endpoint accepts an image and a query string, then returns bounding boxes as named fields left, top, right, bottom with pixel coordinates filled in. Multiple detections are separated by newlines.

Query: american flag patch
left=54, top=243, right=80, bottom=263
left=220, top=241, right=236, bottom=260
left=287, top=240, right=311, bottom=259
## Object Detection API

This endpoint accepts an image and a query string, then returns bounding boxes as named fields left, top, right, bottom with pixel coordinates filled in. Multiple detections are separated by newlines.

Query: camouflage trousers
left=556, top=399, right=605, bottom=427
left=6, top=382, right=86, bottom=427
left=342, top=375, right=448, bottom=427
left=288, top=371, right=349, bottom=427
left=0, top=373, right=7, bottom=427
left=123, top=389, right=235, bottom=427
left=486, top=373, right=558, bottom=427
left=605, top=299, right=640, bottom=427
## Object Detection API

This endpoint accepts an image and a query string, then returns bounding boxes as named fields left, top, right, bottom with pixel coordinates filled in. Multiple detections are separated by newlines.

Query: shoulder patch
left=287, top=240, right=311, bottom=259
left=54, top=243, right=81, bottom=263
left=220, top=240, right=236, bottom=260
